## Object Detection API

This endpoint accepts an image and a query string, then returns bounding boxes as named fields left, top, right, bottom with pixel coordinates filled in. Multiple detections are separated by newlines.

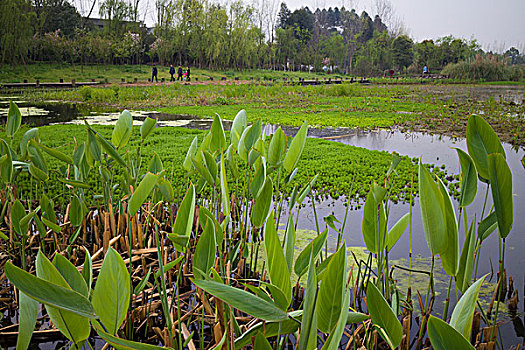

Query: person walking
left=169, top=65, right=175, bottom=82
left=177, top=65, right=183, bottom=81
left=186, top=66, right=191, bottom=81
left=151, top=65, right=158, bottom=82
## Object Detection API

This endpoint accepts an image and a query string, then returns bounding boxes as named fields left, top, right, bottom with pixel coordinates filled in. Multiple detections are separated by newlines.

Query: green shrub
left=442, top=54, right=524, bottom=82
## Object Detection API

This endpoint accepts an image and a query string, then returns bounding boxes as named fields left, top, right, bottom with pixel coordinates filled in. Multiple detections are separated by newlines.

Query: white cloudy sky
left=286, top=0, right=525, bottom=52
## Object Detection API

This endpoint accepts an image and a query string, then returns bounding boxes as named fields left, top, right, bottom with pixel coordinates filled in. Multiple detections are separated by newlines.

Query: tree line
left=0, top=0, right=523, bottom=77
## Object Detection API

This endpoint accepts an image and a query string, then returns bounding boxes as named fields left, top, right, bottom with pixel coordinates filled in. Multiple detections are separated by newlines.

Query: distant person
left=177, top=65, right=183, bottom=81
left=423, top=65, right=428, bottom=75
left=152, top=65, right=158, bottom=82
left=169, top=65, right=175, bottom=81
left=186, top=66, right=191, bottom=81
left=389, top=69, right=394, bottom=78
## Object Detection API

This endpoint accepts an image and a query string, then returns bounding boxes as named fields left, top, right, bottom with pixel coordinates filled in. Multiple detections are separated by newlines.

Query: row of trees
left=1, top=0, right=524, bottom=76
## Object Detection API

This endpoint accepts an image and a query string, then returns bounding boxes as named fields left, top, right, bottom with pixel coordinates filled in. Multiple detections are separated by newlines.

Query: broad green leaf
left=87, top=128, right=101, bottom=162
left=456, top=219, right=477, bottom=293
left=264, top=213, right=292, bottom=305
left=487, top=153, right=513, bottom=238
left=268, top=127, right=287, bottom=168
left=95, top=324, right=171, bottom=349
left=53, top=254, right=88, bottom=297
left=237, top=120, right=262, bottom=162
left=234, top=316, right=300, bottom=349
left=294, top=229, right=327, bottom=277
left=317, top=245, right=346, bottom=333
left=322, top=287, right=351, bottom=350
left=191, top=279, right=287, bottom=322
left=128, top=172, right=158, bottom=216
left=7, top=101, right=22, bottom=137
left=112, top=110, right=133, bottom=149
left=92, top=248, right=131, bottom=335
left=16, top=291, right=39, bottom=350
left=193, top=219, right=216, bottom=278
left=366, top=282, right=402, bottom=348
left=5, top=262, right=95, bottom=318
left=11, top=200, right=27, bottom=237
left=283, top=215, right=296, bottom=272
left=362, top=189, right=386, bottom=254
left=438, top=177, right=459, bottom=277
left=299, top=248, right=318, bottom=350
left=250, top=158, right=266, bottom=198
left=427, top=315, right=475, bottom=350
left=156, top=178, right=174, bottom=201
left=41, top=216, right=61, bottom=234
left=70, top=195, right=85, bottom=227
left=148, top=152, right=163, bottom=174
left=230, top=109, right=247, bottom=149
left=198, top=206, right=223, bottom=248
left=386, top=213, right=410, bottom=252
left=297, top=174, right=319, bottom=205
left=183, top=136, right=198, bottom=172
left=191, top=156, right=214, bottom=186
left=29, top=164, right=48, bottom=183
left=210, top=114, right=227, bottom=152
left=27, top=139, right=47, bottom=173
left=19, top=129, right=40, bottom=158
left=59, top=178, right=92, bottom=189
left=283, top=121, right=307, bottom=174
left=251, top=178, right=273, bottom=228
left=455, top=148, right=478, bottom=207
left=254, top=332, right=272, bottom=350
left=95, top=132, right=127, bottom=168
left=168, top=183, right=195, bottom=252
left=39, top=142, right=74, bottom=164
left=140, top=117, right=156, bottom=139
left=450, top=275, right=487, bottom=340
left=35, top=252, right=91, bottom=344
left=478, top=211, right=497, bottom=241
left=466, top=115, right=505, bottom=181
left=81, top=248, right=93, bottom=293
left=419, top=163, right=447, bottom=255
left=347, top=312, right=370, bottom=324
left=202, top=150, right=217, bottom=183
left=0, top=142, right=13, bottom=183
left=220, top=154, right=230, bottom=216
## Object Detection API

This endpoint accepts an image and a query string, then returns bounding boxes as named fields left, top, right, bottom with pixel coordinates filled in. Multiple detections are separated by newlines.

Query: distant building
left=82, top=17, right=147, bottom=31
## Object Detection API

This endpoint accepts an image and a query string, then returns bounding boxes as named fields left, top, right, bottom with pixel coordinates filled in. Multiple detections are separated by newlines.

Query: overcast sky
left=285, top=0, right=525, bottom=52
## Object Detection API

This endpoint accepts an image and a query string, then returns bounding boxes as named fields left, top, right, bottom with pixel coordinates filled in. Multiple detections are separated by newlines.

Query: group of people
left=151, top=65, right=191, bottom=82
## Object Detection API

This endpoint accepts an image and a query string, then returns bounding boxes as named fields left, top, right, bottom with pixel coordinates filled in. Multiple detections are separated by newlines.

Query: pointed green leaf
left=438, top=177, right=459, bottom=277
left=210, top=114, right=227, bottom=152
left=191, top=279, right=287, bottom=322
left=156, top=178, right=174, bottom=201
left=254, top=332, right=272, bottom=350
left=70, top=195, right=85, bottom=227
left=11, top=200, right=27, bottom=236
left=322, top=287, right=351, bottom=350
left=219, top=154, right=230, bottom=216
left=95, top=132, right=127, bottom=168
left=53, top=254, right=88, bottom=297
left=128, top=172, right=158, bottom=216
left=455, top=148, right=478, bottom=207
left=478, top=211, right=497, bottom=241
left=268, top=127, right=287, bottom=168
left=487, top=153, right=513, bottom=238
left=7, top=101, right=22, bottom=137
left=456, top=219, right=477, bottom=293
left=299, top=248, right=318, bottom=350
left=317, top=245, right=346, bottom=333
left=294, top=229, right=327, bottom=277
left=168, top=183, right=195, bottom=252
left=183, top=136, right=198, bottom=172
left=81, top=248, right=93, bottom=293
left=16, top=291, right=39, bottom=350
left=112, top=110, right=133, bottom=149
left=466, top=115, right=505, bottom=181
left=140, top=117, right=156, bottom=140
left=427, top=315, right=475, bottom=350
left=283, top=215, right=296, bottom=273
left=92, top=247, right=131, bottom=335
left=148, top=152, right=163, bottom=174
left=366, top=282, right=402, bottom=348
left=95, top=324, right=171, bottom=349
left=230, top=109, right=247, bottom=149
left=386, top=213, right=410, bottom=252
left=283, top=121, right=307, bottom=174
left=264, top=213, right=292, bottom=305
left=251, top=178, right=273, bottom=228
left=193, top=219, right=216, bottom=278
left=450, top=275, right=487, bottom=340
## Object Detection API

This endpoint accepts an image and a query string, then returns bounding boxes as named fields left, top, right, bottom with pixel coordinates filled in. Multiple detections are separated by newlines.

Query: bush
left=442, top=54, right=524, bottom=81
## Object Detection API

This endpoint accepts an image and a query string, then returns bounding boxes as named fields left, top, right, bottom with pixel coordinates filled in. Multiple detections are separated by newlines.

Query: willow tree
left=0, top=0, right=35, bottom=65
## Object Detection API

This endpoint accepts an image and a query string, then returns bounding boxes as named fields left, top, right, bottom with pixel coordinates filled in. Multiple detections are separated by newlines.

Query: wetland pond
left=1, top=91, right=524, bottom=347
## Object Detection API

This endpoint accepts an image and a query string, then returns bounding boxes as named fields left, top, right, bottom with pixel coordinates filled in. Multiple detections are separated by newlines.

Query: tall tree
left=392, top=34, right=414, bottom=70
left=0, top=0, right=35, bottom=65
